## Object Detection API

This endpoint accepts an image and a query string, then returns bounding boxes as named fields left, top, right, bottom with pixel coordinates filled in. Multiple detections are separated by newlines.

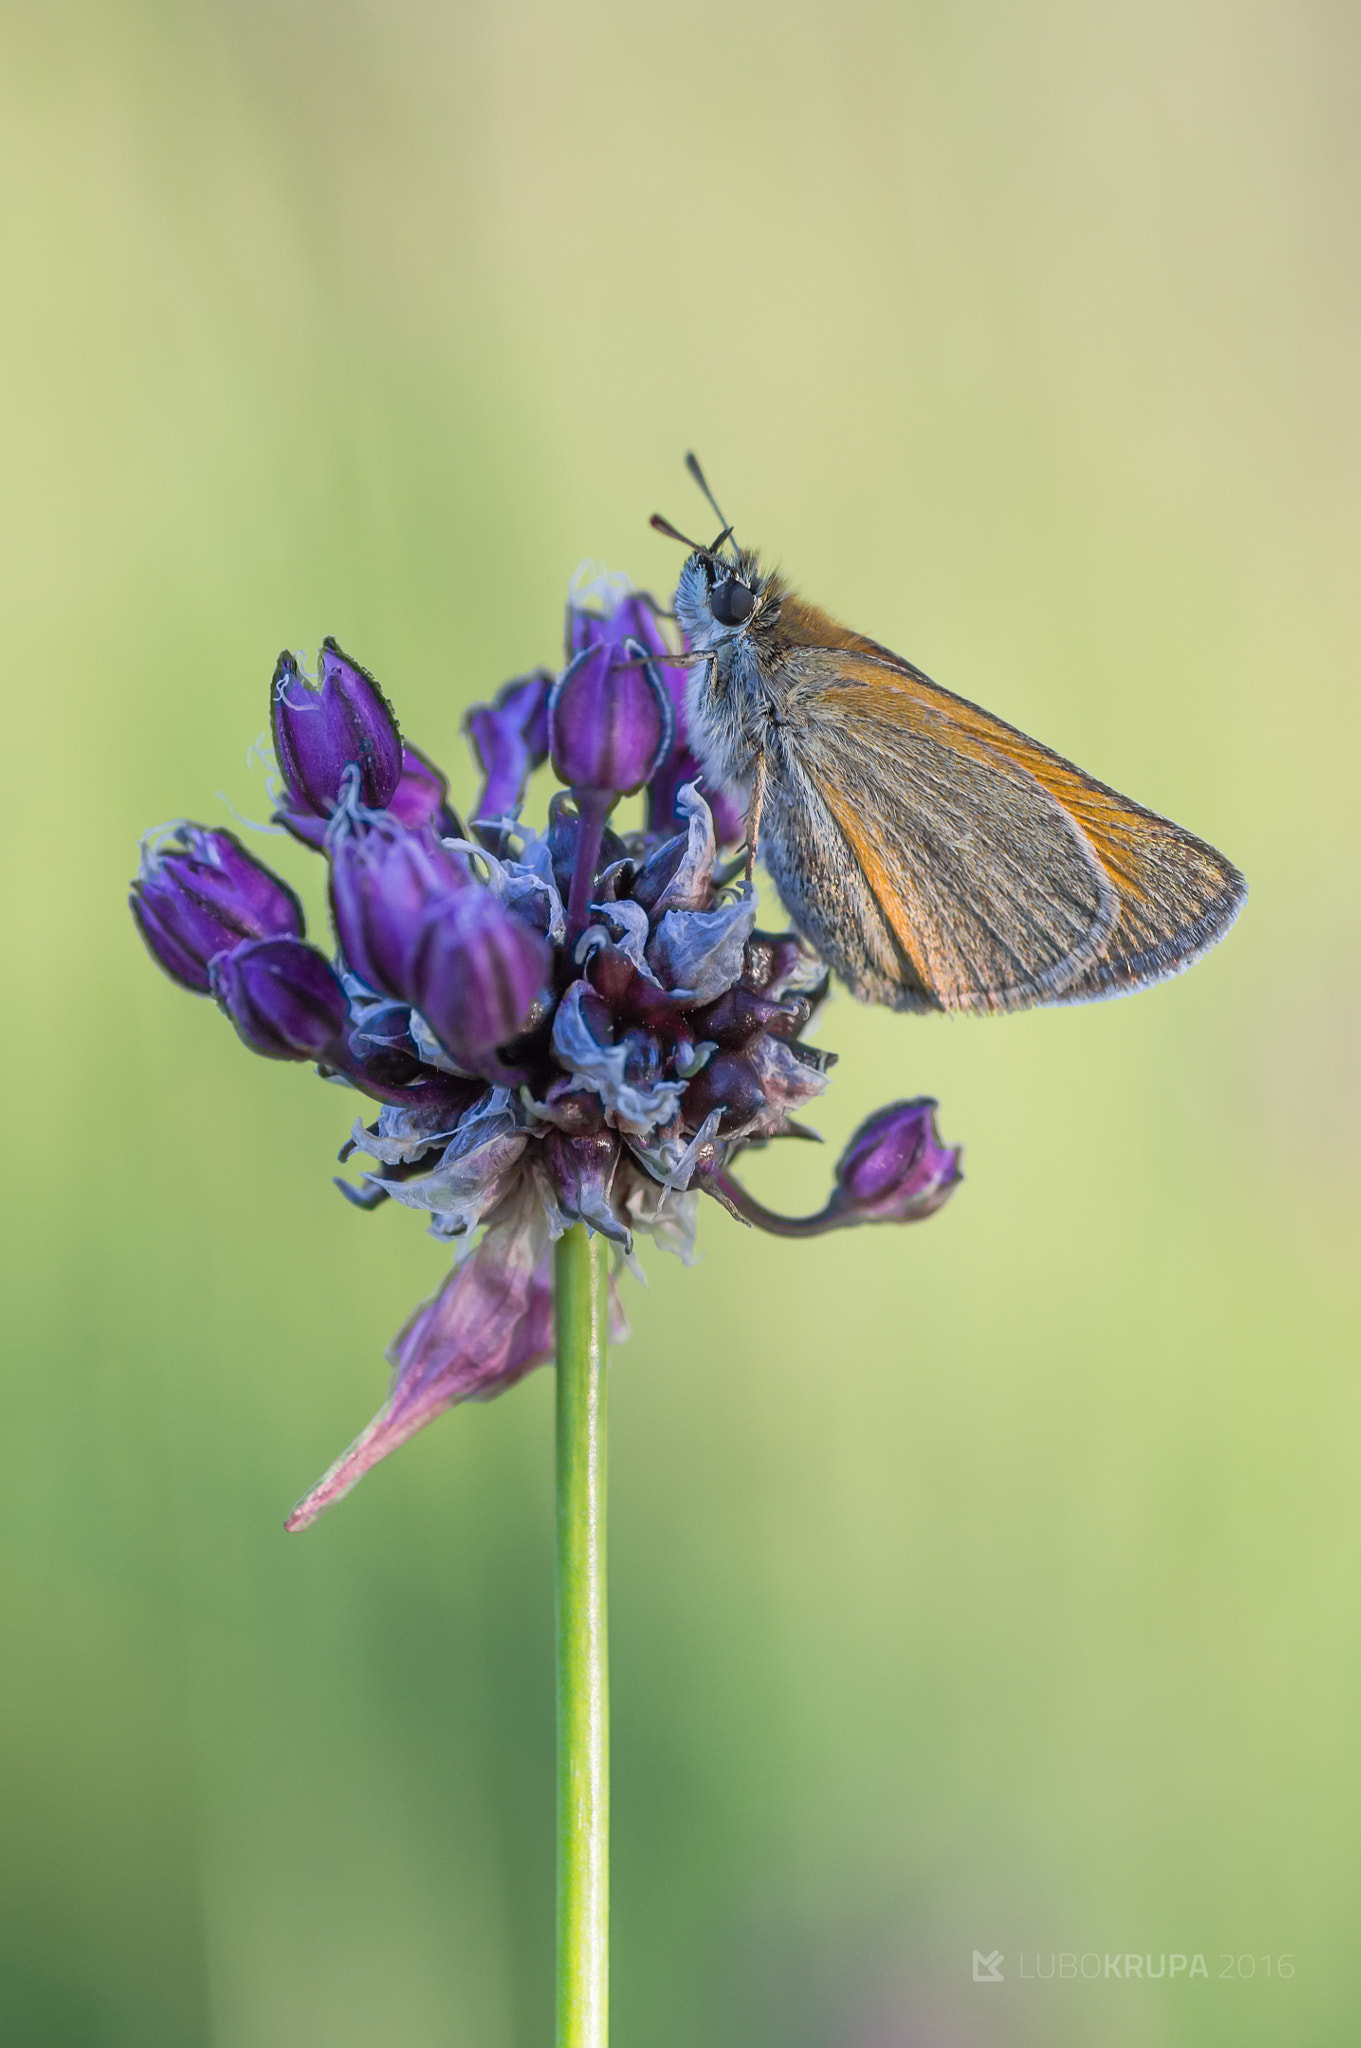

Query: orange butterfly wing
left=775, top=647, right=1245, bottom=1012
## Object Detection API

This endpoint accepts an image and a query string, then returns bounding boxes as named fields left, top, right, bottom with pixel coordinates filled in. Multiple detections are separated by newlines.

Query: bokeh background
left=3, top=1, right=1359, bottom=2043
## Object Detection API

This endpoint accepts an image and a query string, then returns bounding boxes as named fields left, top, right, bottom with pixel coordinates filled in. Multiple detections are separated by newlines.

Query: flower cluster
left=131, top=573, right=961, bottom=1528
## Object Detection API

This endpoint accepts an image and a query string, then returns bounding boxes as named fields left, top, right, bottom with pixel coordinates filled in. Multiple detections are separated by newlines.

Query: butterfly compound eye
left=710, top=579, right=754, bottom=627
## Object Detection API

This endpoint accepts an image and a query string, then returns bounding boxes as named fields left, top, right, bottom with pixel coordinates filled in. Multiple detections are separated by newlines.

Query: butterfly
left=652, top=456, right=1246, bottom=1015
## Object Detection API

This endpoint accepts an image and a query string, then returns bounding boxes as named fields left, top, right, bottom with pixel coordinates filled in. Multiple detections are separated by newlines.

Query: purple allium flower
left=826, top=1098, right=963, bottom=1224
left=210, top=937, right=349, bottom=1061
left=466, top=670, right=553, bottom=847
left=329, top=818, right=472, bottom=997
left=272, top=639, right=404, bottom=819
left=706, top=1097, right=962, bottom=1234
left=404, top=886, right=551, bottom=1074
left=132, top=574, right=962, bottom=1527
left=131, top=824, right=304, bottom=990
left=548, top=641, right=673, bottom=799
left=563, top=568, right=744, bottom=844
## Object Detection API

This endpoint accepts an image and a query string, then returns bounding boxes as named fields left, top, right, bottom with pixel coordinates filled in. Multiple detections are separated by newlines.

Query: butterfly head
left=672, top=541, right=774, bottom=653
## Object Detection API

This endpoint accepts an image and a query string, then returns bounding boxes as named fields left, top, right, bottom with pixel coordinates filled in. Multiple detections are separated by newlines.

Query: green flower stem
left=555, top=1221, right=609, bottom=2048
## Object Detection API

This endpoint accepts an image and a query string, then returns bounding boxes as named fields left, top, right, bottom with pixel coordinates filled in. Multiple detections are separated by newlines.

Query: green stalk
left=555, top=1221, right=609, bottom=2048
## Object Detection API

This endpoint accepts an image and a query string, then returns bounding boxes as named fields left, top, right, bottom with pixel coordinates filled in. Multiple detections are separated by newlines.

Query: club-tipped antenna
left=650, top=512, right=708, bottom=551
left=650, top=512, right=734, bottom=558
left=685, top=452, right=730, bottom=533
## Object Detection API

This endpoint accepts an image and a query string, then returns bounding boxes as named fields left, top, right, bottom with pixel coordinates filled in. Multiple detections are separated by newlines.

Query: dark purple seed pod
left=588, top=950, right=689, bottom=1030
left=534, top=1081, right=606, bottom=1135
left=742, top=932, right=806, bottom=994
left=330, top=823, right=471, bottom=996
left=405, top=889, right=551, bottom=1070
left=339, top=1039, right=486, bottom=1115
left=548, top=639, right=673, bottom=799
left=689, top=985, right=798, bottom=1049
left=827, top=1099, right=963, bottom=1223
left=131, top=825, right=304, bottom=992
left=209, top=937, right=349, bottom=1061
left=620, top=1028, right=665, bottom=1091
left=338, top=1006, right=448, bottom=1103
left=681, top=1048, right=771, bottom=1136
left=271, top=640, right=403, bottom=818
left=628, top=829, right=691, bottom=913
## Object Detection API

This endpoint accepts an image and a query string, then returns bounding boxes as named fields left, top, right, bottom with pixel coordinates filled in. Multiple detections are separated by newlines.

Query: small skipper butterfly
left=653, top=457, right=1245, bottom=1014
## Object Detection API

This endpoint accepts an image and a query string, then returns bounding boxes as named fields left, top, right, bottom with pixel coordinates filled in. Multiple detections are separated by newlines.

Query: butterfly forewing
left=772, top=650, right=1245, bottom=1013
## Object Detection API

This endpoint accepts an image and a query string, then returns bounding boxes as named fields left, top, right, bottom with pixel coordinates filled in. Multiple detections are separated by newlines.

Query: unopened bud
left=131, top=825, right=303, bottom=992
left=405, top=890, right=551, bottom=1072
left=828, top=1099, right=963, bottom=1223
left=271, top=640, right=403, bottom=818
left=210, top=937, right=349, bottom=1061
left=329, top=821, right=470, bottom=997
left=548, top=640, right=673, bottom=799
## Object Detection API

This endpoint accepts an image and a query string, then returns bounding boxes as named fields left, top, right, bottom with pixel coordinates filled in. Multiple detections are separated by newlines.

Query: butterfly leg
left=744, top=747, right=767, bottom=884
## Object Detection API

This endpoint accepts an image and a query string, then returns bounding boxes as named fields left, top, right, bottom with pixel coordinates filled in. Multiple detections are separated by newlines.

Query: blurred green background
left=2, top=0, right=1358, bottom=2043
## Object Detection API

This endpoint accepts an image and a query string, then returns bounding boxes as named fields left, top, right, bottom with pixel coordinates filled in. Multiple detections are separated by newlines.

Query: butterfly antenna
left=685, top=452, right=730, bottom=533
left=650, top=512, right=734, bottom=558
left=650, top=512, right=707, bottom=551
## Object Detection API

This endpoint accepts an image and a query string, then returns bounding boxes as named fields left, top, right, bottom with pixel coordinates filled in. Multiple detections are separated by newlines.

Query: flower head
left=132, top=572, right=961, bottom=1527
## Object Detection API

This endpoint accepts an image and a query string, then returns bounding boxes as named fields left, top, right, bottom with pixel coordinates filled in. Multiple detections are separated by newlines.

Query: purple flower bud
left=706, top=1095, right=959, bottom=1237
left=131, top=825, right=304, bottom=992
left=330, top=822, right=471, bottom=996
left=548, top=640, right=674, bottom=799
left=405, top=889, right=551, bottom=1071
left=630, top=634, right=736, bottom=843
left=466, top=670, right=553, bottom=839
left=210, top=937, right=349, bottom=1061
left=828, top=1099, right=963, bottom=1223
left=565, top=589, right=724, bottom=836
left=500, top=669, right=552, bottom=760
left=271, top=640, right=403, bottom=819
